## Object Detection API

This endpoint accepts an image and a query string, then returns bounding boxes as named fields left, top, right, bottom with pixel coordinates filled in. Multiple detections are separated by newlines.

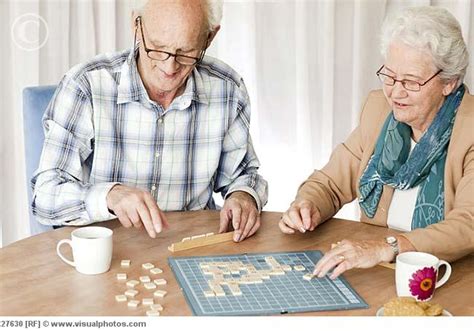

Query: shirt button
left=151, top=185, right=156, bottom=191
left=155, top=152, right=160, bottom=158
left=157, top=118, right=163, bottom=124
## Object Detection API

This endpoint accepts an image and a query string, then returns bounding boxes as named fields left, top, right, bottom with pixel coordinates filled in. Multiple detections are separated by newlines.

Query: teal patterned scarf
left=359, top=85, right=465, bottom=229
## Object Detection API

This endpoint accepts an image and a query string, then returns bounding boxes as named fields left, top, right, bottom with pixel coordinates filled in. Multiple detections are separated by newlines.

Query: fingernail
left=234, top=233, right=241, bottom=242
left=299, top=227, right=306, bottom=233
left=154, top=224, right=161, bottom=233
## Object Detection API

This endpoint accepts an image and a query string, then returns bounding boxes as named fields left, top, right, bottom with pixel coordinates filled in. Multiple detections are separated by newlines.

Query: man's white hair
left=380, top=6, right=469, bottom=87
left=133, top=0, right=223, bottom=31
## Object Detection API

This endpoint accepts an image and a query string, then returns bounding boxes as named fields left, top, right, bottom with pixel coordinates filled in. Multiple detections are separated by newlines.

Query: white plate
left=376, top=307, right=452, bottom=316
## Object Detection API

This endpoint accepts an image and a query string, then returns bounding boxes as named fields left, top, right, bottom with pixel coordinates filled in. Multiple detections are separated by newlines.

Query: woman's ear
left=442, top=79, right=458, bottom=96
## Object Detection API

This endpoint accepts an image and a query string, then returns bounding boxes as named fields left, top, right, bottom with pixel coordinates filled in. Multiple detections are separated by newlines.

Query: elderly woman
left=279, top=6, right=473, bottom=279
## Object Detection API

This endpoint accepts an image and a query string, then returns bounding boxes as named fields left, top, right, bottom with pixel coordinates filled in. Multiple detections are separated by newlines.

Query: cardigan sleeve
left=293, top=92, right=378, bottom=221
left=400, top=146, right=474, bottom=262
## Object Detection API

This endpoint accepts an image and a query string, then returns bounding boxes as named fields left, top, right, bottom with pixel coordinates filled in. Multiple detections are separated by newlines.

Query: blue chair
left=22, top=86, right=57, bottom=235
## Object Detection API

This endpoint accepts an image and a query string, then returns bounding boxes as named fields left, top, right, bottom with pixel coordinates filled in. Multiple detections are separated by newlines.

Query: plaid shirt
left=31, top=48, right=268, bottom=226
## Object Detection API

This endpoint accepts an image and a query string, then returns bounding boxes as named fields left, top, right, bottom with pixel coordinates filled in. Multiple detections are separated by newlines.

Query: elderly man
left=31, top=0, right=268, bottom=243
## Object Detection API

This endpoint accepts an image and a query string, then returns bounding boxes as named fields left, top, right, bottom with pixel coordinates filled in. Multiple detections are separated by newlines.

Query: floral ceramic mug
left=396, top=252, right=451, bottom=301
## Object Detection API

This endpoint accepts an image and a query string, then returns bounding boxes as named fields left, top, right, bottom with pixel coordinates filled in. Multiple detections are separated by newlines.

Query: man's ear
left=205, top=25, right=221, bottom=49
left=131, top=11, right=140, bottom=34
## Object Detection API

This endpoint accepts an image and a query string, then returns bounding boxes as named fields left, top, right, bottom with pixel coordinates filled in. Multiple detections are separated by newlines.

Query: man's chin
left=154, top=83, right=180, bottom=93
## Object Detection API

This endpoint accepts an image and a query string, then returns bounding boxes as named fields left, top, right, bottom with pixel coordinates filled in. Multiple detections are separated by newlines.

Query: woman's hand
left=279, top=199, right=322, bottom=234
left=313, top=239, right=395, bottom=279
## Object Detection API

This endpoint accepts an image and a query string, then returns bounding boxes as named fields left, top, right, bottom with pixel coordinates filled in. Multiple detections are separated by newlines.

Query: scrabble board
left=168, top=250, right=368, bottom=316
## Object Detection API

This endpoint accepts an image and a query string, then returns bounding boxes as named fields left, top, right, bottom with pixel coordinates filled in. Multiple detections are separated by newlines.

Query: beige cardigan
left=295, top=89, right=474, bottom=262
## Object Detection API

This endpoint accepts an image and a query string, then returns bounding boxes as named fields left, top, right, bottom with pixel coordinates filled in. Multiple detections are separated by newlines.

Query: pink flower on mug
left=409, top=267, right=436, bottom=300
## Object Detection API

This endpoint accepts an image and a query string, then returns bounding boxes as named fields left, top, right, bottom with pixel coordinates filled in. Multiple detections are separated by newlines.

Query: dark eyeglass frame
left=134, top=16, right=206, bottom=66
left=376, top=65, right=442, bottom=92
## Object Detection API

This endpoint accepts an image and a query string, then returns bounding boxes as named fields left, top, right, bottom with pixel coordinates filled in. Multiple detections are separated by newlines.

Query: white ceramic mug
left=396, top=252, right=451, bottom=301
left=56, top=227, right=113, bottom=275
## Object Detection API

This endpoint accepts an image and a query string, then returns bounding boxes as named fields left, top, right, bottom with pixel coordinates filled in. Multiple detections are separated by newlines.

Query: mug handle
left=435, top=260, right=451, bottom=289
left=56, top=239, right=75, bottom=267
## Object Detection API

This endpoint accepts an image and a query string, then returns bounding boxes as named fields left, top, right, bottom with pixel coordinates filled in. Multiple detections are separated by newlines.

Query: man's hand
left=219, top=191, right=260, bottom=242
left=106, top=184, right=169, bottom=238
left=279, top=199, right=321, bottom=234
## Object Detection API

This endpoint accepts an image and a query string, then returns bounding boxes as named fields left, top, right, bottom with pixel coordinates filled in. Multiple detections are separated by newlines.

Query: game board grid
left=169, top=251, right=368, bottom=315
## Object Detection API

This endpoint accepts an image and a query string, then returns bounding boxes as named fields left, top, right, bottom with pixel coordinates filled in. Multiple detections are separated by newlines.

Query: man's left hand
left=313, top=239, right=394, bottom=279
left=219, top=191, right=260, bottom=242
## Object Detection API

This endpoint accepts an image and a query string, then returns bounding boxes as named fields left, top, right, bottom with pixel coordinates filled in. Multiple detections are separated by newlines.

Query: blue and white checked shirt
left=31, top=47, right=268, bottom=226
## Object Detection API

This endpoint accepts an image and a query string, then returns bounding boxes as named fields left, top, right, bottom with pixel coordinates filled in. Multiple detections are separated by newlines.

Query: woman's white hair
left=133, top=0, right=223, bottom=31
left=380, top=6, right=469, bottom=88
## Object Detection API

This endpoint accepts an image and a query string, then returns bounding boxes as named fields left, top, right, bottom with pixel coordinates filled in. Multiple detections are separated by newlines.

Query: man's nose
left=161, top=56, right=180, bottom=73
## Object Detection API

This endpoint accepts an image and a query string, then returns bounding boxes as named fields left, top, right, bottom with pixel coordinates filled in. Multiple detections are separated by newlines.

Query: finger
left=115, top=209, right=133, bottom=228
left=240, top=209, right=257, bottom=241
left=313, top=247, right=345, bottom=275
left=231, top=205, right=242, bottom=233
left=136, top=202, right=156, bottom=238
left=144, top=194, right=164, bottom=233
left=219, top=208, right=231, bottom=234
left=329, top=260, right=351, bottom=280
left=315, top=254, right=345, bottom=278
left=226, top=205, right=243, bottom=242
left=159, top=209, right=169, bottom=229
left=127, top=209, right=142, bottom=229
left=247, top=215, right=261, bottom=238
left=279, top=217, right=295, bottom=234
left=280, top=213, right=297, bottom=233
left=235, top=208, right=250, bottom=242
left=309, top=208, right=321, bottom=231
left=300, top=205, right=312, bottom=230
left=288, top=208, right=305, bottom=233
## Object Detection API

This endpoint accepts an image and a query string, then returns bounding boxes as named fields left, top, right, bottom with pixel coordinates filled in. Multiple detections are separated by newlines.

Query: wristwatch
left=385, top=236, right=400, bottom=260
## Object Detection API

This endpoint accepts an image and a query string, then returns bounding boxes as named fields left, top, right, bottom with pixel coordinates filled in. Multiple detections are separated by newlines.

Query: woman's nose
left=390, top=81, right=409, bottom=98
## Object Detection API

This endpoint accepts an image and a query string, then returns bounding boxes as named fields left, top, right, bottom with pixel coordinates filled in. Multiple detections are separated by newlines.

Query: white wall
left=1, top=0, right=473, bottom=247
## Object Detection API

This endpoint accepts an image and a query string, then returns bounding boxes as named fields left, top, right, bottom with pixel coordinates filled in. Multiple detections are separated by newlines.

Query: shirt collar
left=117, top=47, right=209, bottom=107
left=117, top=46, right=149, bottom=105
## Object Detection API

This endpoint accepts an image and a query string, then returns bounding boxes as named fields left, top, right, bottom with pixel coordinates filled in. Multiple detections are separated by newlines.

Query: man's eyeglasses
left=135, top=16, right=205, bottom=66
left=376, top=65, right=442, bottom=92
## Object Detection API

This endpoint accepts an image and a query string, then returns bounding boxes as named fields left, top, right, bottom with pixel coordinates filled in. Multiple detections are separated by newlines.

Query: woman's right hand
left=279, top=199, right=322, bottom=234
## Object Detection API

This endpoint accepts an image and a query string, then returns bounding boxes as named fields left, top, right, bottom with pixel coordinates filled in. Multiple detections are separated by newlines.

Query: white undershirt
left=387, top=138, right=420, bottom=232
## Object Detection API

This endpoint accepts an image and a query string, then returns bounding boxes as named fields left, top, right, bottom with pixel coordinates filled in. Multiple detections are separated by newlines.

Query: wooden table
left=0, top=211, right=472, bottom=316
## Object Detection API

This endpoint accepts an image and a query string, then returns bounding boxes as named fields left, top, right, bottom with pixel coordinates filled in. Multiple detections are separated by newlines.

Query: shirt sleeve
left=214, top=80, right=268, bottom=211
left=31, top=76, right=118, bottom=226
